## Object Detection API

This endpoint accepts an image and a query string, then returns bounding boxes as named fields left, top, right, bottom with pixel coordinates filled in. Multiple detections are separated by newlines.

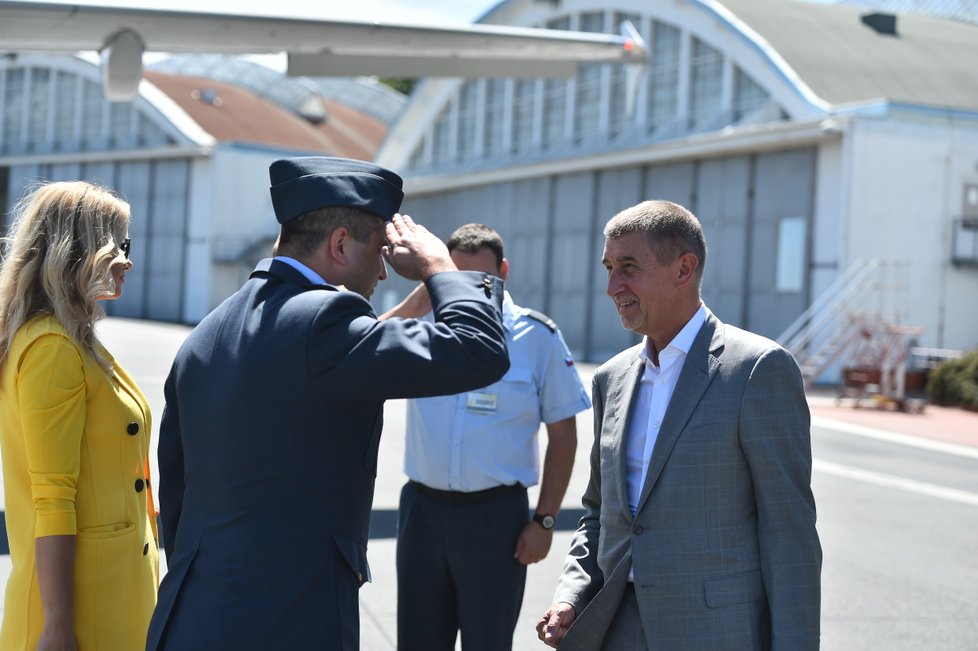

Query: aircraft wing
left=0, top=1, right=647, bottom=100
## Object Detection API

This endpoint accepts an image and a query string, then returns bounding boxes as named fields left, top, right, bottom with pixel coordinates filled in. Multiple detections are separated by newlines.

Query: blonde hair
left=0, top=180, right=131, bottom=373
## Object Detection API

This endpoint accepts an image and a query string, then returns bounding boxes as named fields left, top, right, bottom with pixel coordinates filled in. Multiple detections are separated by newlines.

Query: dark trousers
left=396, top=480, right=529, bottom=651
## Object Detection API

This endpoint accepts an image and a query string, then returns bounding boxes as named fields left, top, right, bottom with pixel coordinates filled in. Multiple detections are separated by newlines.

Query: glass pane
left=647, top=21, right=680, bottom=133
left=609, top=12, right=641, bottom=136
left=512, top=79, right=535, bottom=154
left=431, top=107, right=452, bottom=164
left=484, top=79, right=506, bottom=157
left=733, top=67, right=769, bottom=121
left=28, top=69, right=51, bottom=146
left=457, top=81, right=479, bottom=161
left=81, top=80, right=104, bottom=144
left=574, top=12, right=605, bottom=142
left=776, top=217, right=806, bottom=292
left=689, top=38, right=723, bottom=130
left=543, top=17, right=570, bottom=149
left=53, top=72, right=77, bottom=144
left=110, top=102, right=132, bottom=144
left=3, top=69, right=25, bottom=148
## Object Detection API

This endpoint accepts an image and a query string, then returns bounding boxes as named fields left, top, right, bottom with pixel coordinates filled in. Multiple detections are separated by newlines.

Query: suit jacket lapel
left=609, top=352, right=645, bottom=523
left=635, top=314, right=724, bottom=514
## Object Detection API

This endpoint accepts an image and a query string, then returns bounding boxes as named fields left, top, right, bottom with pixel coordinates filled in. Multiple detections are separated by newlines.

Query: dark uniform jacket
left=146, top=259, right=509, bottom=650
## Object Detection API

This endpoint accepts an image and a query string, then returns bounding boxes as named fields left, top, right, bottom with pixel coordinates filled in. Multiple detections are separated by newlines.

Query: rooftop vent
left=191, top=88, right=223, bottom=107
left=861, top=12, right=898, bottom=36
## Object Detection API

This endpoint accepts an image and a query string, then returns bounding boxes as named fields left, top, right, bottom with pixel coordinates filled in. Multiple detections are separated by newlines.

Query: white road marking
left=813, top=458, right=978, bottom=507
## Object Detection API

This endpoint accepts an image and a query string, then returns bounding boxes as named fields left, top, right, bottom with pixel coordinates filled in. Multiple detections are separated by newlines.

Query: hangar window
left=484, top=79, right=507, bottom=156
left=458, top=80, right=480, bottom=161
left=28, top=69, right=51, bottom=147
left=609, top=11, right=642, bottom=137
left=689, top=38, right=724, bottom=131
left=136, top=112, right=172, bottom=147
left=647, top=20, right=681, bottom=134
left=408, top=134, right=427, bottom=168
left=110, top=102, right=134, bottom=146
left=54, top=72, right=78, bottom=146
left=431, top=106, right=453, bottom=165
left=574, top=11, right=606, bottom=143
left=543, top=16, right=571, bottom=149
left=80, top=79, right=105, bottom=145
left=776, top=216, right=806, bottom=292
left=512, top=79, right=536, bottom=154
left=733, top=68, right=769, bottom=122
left=2, top=69, right=26, bottom=151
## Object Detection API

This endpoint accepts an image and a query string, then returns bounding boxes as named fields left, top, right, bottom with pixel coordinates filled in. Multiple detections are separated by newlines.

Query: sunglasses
left=121, top=238, right=131, bottom=259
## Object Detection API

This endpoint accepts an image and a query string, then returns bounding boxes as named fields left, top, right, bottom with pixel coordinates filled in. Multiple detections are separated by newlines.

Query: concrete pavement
left=0, top=316, right=976, bottom=649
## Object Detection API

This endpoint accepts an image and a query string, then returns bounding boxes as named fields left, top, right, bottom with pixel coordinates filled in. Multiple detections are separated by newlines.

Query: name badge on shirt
left=466, top=392, right=497, bottom=415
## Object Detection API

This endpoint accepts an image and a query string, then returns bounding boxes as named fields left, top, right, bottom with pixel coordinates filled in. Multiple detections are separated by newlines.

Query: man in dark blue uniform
left=147, top=157, right=509, bottom=651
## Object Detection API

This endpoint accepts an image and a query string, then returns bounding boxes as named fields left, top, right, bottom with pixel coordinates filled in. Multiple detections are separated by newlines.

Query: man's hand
left=536, top=602, right=576, bottom=648
left=378, top=282, right=432, bottom=320
left=513, top=521, right=553, bottom=565
left=384, top=214, right=456, bottom=281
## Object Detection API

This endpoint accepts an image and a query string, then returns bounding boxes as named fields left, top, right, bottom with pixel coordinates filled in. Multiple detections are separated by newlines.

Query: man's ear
left=327, top=227, right=351, bottom=265
left=498, top=258, right=510, bottom=281
left=676, top=252, right=699, bottom=287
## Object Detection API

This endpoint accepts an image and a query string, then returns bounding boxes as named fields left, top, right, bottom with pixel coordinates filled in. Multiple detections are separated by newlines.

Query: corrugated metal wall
left=2, top=159, right=192, bottom=322
left=398, top=146, right=816, bottom=362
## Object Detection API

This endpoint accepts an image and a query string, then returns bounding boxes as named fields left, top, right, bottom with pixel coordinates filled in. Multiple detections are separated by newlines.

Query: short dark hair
left=277, top=206, right=382, bottom=257
left=604, top=200, right=707, bottom=283
left=446, top=223, right=504, bottom=271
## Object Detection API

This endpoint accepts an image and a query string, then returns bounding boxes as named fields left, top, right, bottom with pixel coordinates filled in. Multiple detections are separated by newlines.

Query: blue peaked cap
left=269, top=156, right=404, bottom=224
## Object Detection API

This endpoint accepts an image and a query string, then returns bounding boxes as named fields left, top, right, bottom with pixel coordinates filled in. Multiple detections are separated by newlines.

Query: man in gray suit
left=537, top=200, right=821, bottom=650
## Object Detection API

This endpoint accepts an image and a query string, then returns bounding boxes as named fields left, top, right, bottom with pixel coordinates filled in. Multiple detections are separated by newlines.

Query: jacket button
left=633, top=525, right=644, bottom=535
left=357, top=572, right=363, bottom=582
left=135, top=478, right=144, bottom=492
left=127, top=422, right=139, bottom=435
left=143, top=542, right=149, bottom=556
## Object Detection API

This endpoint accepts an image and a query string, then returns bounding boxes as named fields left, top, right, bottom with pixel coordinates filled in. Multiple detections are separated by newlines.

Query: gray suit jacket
left=554, top=311, right=821, bottom=650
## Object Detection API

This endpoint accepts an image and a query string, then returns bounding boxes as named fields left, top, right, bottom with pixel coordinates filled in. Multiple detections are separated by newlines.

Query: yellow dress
left=0, top=315, right=159, bottom=649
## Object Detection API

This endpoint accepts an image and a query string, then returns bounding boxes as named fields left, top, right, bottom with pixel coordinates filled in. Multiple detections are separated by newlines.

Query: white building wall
left=206, top=146, right=281, bottom=310
left=811, top=137, right=845, bottom=301
left=846, top=114, right=978, bottom=351
left=183, top=156, right=214, bottom=323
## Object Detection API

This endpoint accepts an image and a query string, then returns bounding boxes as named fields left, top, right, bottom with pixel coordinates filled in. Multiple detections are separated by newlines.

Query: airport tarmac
left=0, top=317, right=976, bottom=649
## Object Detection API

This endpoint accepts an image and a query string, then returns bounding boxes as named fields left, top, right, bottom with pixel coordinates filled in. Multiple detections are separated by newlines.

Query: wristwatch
left=533, top=513, right=556, bottom=530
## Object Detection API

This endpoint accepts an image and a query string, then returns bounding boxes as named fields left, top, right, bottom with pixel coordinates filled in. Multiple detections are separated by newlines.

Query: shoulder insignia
left=525, top=309, right=558, bottom=333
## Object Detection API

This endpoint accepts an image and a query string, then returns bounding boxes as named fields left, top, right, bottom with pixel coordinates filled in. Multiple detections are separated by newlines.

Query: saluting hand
left=384, top=214, right=456, bottom=281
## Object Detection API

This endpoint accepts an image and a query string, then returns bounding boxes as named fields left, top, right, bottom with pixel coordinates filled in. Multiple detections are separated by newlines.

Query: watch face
left=537, top=514, right=556, bottom=529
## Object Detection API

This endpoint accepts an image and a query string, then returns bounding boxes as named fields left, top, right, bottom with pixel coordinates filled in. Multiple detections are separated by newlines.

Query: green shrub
left=926, top=349, right=978, bottom=409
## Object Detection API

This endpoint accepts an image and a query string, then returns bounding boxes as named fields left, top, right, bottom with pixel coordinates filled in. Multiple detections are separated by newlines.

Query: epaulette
left=525, top=309, right=557, bottom=332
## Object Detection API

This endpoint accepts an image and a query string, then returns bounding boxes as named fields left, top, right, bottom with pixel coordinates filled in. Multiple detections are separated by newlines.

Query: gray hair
left=604, top=200, right=707, bottom=283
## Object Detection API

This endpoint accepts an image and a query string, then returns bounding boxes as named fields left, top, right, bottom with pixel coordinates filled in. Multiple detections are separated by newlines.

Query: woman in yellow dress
left=0, top=181, right=159, bottom=650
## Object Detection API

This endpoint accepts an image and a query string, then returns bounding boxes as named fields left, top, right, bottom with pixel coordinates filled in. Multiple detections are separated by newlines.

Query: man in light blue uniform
left=381, top=224, right=591, bottom=651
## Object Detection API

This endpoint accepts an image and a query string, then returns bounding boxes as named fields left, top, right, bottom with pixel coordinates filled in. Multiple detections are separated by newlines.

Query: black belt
left=409, top=480, right=524, bottom=505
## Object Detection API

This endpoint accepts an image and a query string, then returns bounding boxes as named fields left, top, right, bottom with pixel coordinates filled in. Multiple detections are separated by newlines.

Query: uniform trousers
left=396, top=480, right=529, bottom=651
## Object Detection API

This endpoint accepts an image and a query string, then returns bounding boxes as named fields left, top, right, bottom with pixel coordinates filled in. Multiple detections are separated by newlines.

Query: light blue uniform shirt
left=404, top=292, right=591, bottom=492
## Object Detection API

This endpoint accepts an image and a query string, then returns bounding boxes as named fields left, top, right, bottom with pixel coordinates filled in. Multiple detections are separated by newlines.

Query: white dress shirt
left=625, top=304, right=708, bottom=515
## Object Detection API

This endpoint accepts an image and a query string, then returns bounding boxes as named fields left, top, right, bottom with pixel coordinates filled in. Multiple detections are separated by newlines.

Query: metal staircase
left=777, top=258, right=922, bottom=390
